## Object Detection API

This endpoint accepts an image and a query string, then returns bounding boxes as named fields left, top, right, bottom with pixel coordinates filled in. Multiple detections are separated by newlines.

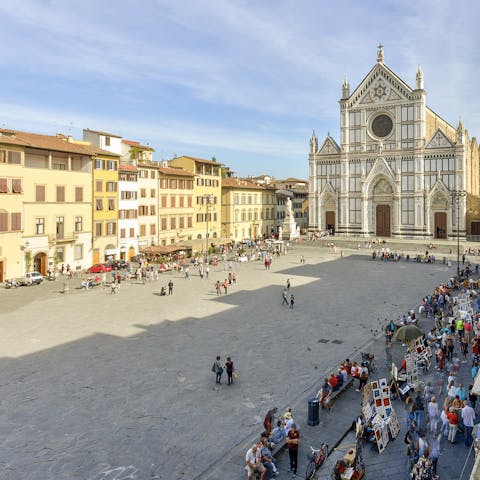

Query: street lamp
left=451, top=189, right=466, bottom=277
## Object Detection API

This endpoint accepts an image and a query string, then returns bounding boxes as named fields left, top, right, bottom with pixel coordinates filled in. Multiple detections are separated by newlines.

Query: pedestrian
left=282, top=288, right=288, bottom=306
left=168, top=279, right=174, bottom=295
left=184, top=267, right=190, bottom=279
left=385, top=341, right=393, bottom=368
left=110, top=281, right=117, bottom=295
left=212, top=356, right=223, bottom=384
left=225, top=356, right=234, bottom=385
left=447, top=406, right=459, bottom=443
left=205, top=265, right=209, bottom=278
left=223, top=279, right=228, bottom=294
left=215, top=280, right=221, bottom=295
left=287, top=278, right=291, bottom=290
left=357, top=365, right=368, bottom=392
left=462, top=400, right=475, bottom=446
left=427, top=396, right=439, bottom=434
left=232, top=271, right=236, bottom=284
left=289, top=294, right=295, bottom=309
left=430, top=433, right=441, bottom=477
left=263, top=407, right=277, bottom=435
left=286, top=423, right=299, bottom=477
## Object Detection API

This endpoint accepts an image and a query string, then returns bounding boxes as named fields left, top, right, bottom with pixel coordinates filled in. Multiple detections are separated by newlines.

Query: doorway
left=34, top=252, right=47, bottom=275
left=0, top=261, right=4, bottom=282
left=434, top=212, right=447, bottom=239
left=376, top=205, right=391, bottom=237
left=326, top=211, right=335, bottom=234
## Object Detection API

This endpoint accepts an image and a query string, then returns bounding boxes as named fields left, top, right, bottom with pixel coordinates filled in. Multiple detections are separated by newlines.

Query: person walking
left=462, top=400, right=475, bottom=446
left=223, top=279, right=228, bottom=294
left=215, top=280, right=221, bottom=296
left=427, top=396, right=439, bottom=434
left=286, top=423, right=299, bottom=478
left=225, top=356, right=234, bottom=385
left=287, top=278, right=291, bottom=290
left=212, top=356, right=223, bottom=384
left=168, top=279, right=174, bottom=295
left=282, top=289, right=288, bottom=306
left=289, top=294, right=295, bottom=309
left=447, top=406, right=459, bottom=443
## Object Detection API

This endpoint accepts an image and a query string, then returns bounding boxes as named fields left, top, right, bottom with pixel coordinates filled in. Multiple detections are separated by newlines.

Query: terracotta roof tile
left=173, top=155, right=223, bottom=166
left=84, top=128, right=122, bottom=138
left=222, top=177, right=267, bottom=190
left=158, top=166, right=195, bottom=177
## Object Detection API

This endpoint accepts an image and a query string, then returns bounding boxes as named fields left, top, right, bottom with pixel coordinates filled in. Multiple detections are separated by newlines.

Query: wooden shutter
left=7, top=151, right=21, bottom=164
left=11, top=212, right=21, bottom=230
left=96, top=180, right=102, bottom=192
left=56, top=186, right=65, bottom=202
left=36, top=185, right=45, bottom=201
left=0, top=178, right=8, bottom=193
left=0, top=212, right=8, bottom=231
left=75, top=187, right=83, bottom=202
left=12, top=178, right=22, bottom=193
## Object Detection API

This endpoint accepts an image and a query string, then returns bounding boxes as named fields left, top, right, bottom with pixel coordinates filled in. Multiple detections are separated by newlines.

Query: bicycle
left=305, top=443, right=329, bottom=479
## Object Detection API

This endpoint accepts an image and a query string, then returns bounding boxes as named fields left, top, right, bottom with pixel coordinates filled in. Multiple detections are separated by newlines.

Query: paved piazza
left=0, top=245, right=452, bottom=480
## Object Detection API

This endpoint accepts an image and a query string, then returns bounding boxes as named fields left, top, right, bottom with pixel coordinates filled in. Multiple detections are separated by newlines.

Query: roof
left=277, top=177, right=307, bottom=183
left=172, top=155, right=223, bottom=166
left=0, top=128, right=117, bottom=156
left=83, top=128, right=122, bottom=138
left=158, top=166, right=195, bottom=177
left=118, top=163, right=138, bottom=172
left=122, top=139, right=154, bottom=150
left=222, top=177, right=267, bottom=190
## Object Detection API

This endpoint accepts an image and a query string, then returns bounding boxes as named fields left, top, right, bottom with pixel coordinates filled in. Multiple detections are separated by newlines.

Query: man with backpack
left=212, top=356, right=223, bottom=384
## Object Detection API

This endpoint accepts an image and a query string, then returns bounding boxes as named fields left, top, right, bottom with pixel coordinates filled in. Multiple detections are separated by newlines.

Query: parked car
left=87, top=263, right=113, bottom=273
left=22, top=271, right=44, bottom=285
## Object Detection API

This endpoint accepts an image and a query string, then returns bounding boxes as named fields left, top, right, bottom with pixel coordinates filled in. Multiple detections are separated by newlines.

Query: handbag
left=232, top=372, right=238, bottom=380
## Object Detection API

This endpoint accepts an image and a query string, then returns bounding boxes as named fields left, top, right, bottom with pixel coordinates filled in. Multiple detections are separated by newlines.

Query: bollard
left=307, top=397, right=320, bottom=426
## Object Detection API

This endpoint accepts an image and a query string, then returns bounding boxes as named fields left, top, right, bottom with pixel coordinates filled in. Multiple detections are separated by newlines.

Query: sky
left=0, top=0, right=479, bottom=179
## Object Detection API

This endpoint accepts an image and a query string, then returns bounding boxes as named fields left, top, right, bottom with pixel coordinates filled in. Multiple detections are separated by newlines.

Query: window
left=179, top=217, right=185, bottom=228
left=150, top=224, right=156, bottom=235
left=75, top=216, right=83, bottom=232
left=401, top=198, right=414, bottom=225
left=140, top=224, right=146, bottom=236
left=107, top=222, right=116, bottom=235
left=349, top=198, right=361, bottom=224
left=187, top=196, right=192, bottom=207
left=401, top=175, right=414, bottom=191
left=170, top=179, right=177, bottom=189
left=150, top=170, right=156, bottom=179
left=7, top=151, right=21, bottom=164
left=179, top=196, right=184, bottom=207
left=140, top=188, right=146, bottom=198
left=161, top=196, right=167, bottom=208
left=55, top=247, right=64, bottom=262
left=36, top=217, right=45, bottom=234
left=106, top=181, right=117, bottom=192
left=401, top=106, right=414, bottom=121
left=401, top=124, right=414, bottom=139
left=105, top=136, right=111, bottom=146
left=36, top=185, right=45, bottom=202
left=107, top=160, right=116, bottom=171
left=349, top=177, right=361, bottom=192
left=96, top=180, right=103, bottom=192
left=349, top=111, right=361, bottom=126
left=401, top=159, right=414, bottom=173
left=349, top=128, right=361, bottom=143
left=129, top=228, right=134, bottom=237
left=0, top=178, right=8, bottom=193
left=95, top=159, right=104, bottom=169
left=161, top=218, right=167, bottom=230
left=74, top=244, right=83, bottom=260
left=95, top=222, right=102, bottom=237
left=196, top=213, right=203, bottom=222
left=187, top=216, right=192, bottom=228
left=56, top=217, right=64, bottom=239
left=171, top=196, right=176, bottom=207
left=75, top=187, right=83, bottom=202
left=234, top=194, right=239, bottom=205
left=108, top=199, right=115, bottom=210
left=96, top=198, right=103, bottom=210
left=197, top=178, right=203, bottom=186
left=120, top=228, right=126, bottom=238
left=150, top=205, right=156, bottom=215
left=0, top=212, right=7, bottom=231
left=11, top=212, right=21, bottom=231
left=170, top=217, right=176, bottom=229
left=150, top=189, right=156, bottom=198
left=56, top=186, right=65, bottom=202
left=12, top=178, right=22, bottom=193
left=197, top=196, right=203, bottom=205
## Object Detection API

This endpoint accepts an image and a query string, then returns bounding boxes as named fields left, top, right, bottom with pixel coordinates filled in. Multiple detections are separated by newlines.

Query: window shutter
left=11, top=212, right=21, bottom=230
left=57, top=186, right=65, bottom=202
left=7, top=151, right=21, bottom=164
left=0, top=178, right=8, bottom=193
left=0, top=212, right=8, bottom=231
left=36, top=185, right=45, bottom=202
left=12, top=178, right=22, bottom=193
left=75, top=187, right=83, bottom=202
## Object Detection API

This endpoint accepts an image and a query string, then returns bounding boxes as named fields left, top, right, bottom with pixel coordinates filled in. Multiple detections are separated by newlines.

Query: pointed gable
left=318, top=135, right=340, bottom=155
left=425, top=128, right=455, bottom=149
left=345, top=63, right=414, bottom=108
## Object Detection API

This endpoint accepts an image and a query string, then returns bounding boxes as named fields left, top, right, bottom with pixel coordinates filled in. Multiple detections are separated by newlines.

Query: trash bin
left=307, top=397, right=319, bottom=426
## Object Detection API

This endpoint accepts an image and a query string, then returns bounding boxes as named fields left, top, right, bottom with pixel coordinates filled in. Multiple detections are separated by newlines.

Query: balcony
left=48, top=232, right=77, bottom=245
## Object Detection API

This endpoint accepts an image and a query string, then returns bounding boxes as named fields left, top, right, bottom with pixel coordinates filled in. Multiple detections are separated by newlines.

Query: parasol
left=394, top=325, right=423, bottom=342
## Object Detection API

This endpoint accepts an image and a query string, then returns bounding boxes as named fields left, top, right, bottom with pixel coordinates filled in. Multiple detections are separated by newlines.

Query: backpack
left=211, top=363, right=216, bottom=373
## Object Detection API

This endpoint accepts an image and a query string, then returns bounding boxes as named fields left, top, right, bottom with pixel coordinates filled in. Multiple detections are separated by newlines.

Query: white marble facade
left=308, top=46, right=467, bottom=239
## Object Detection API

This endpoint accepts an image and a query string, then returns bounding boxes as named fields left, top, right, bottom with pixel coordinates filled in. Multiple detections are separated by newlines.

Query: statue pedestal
left=281, top=220, right=299, bottom=241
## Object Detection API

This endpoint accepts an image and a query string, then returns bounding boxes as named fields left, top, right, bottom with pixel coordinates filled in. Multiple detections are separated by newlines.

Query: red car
left=88, top=263, right=113, bottom=273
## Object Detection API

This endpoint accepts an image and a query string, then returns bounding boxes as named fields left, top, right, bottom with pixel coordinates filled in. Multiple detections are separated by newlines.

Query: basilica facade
left=308, top=46, right=480, bottom=239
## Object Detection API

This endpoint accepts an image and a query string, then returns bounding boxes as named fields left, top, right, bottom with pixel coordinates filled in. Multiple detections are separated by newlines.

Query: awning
left=139, top=245, right=190, bottom=255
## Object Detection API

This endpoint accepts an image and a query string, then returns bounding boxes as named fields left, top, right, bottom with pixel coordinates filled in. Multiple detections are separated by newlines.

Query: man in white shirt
left=462, top=401, right=476, bottom=446
left=245, top=444, right=266, bottom=480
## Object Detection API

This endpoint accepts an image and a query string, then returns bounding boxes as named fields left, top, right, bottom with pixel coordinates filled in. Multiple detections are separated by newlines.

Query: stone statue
left=286, top=197, right=293, bottom=219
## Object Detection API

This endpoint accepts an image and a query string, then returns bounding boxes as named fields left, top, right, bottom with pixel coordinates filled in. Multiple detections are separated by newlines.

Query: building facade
left=221, top=177, right=276, bottom=241
left=169, top=156, right=222, bottom=250
left=309, top=46, right=480, bottom=239
left=137, top=161, right=159, bottom=250
left=157, top=165, right=195, bottom=246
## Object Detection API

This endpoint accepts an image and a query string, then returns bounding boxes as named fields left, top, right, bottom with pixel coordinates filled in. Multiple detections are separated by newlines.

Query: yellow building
left=169, top=156, right=222, bottom=251
left=0, top=132, right=24, bottom=281
left=92, top=150, right=120, bottom=263
left=157, top=165, right=195, bottom=246
left=0, top=129, right=109, bottom=275
left=221, top=177, right=276, bottom=241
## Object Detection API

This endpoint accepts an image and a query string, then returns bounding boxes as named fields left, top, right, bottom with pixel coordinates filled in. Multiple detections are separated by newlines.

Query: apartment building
left=157, top=165, right=195, bottom=246
left=137, top=161, right=159, bottom=249
left=221, top=177, right=276, bottom=241
left=169, top=156, right=222, bottom=251
left=0, top=132, right=24, bottom=280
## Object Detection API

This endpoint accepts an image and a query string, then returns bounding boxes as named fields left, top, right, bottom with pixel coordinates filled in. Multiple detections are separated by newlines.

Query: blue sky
left=0, top=0, right=479, bottom=178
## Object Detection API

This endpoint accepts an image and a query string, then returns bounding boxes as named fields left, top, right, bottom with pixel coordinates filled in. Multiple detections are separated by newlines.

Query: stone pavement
left=0, top=247, right=459, bottom=480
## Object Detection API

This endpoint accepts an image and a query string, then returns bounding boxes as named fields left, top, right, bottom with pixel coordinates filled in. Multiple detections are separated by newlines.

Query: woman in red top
left=447, top=407, right=459, bottom=443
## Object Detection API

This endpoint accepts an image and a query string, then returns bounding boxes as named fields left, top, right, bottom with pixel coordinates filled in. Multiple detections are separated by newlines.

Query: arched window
left=197, top=233, right=202, bottom=239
